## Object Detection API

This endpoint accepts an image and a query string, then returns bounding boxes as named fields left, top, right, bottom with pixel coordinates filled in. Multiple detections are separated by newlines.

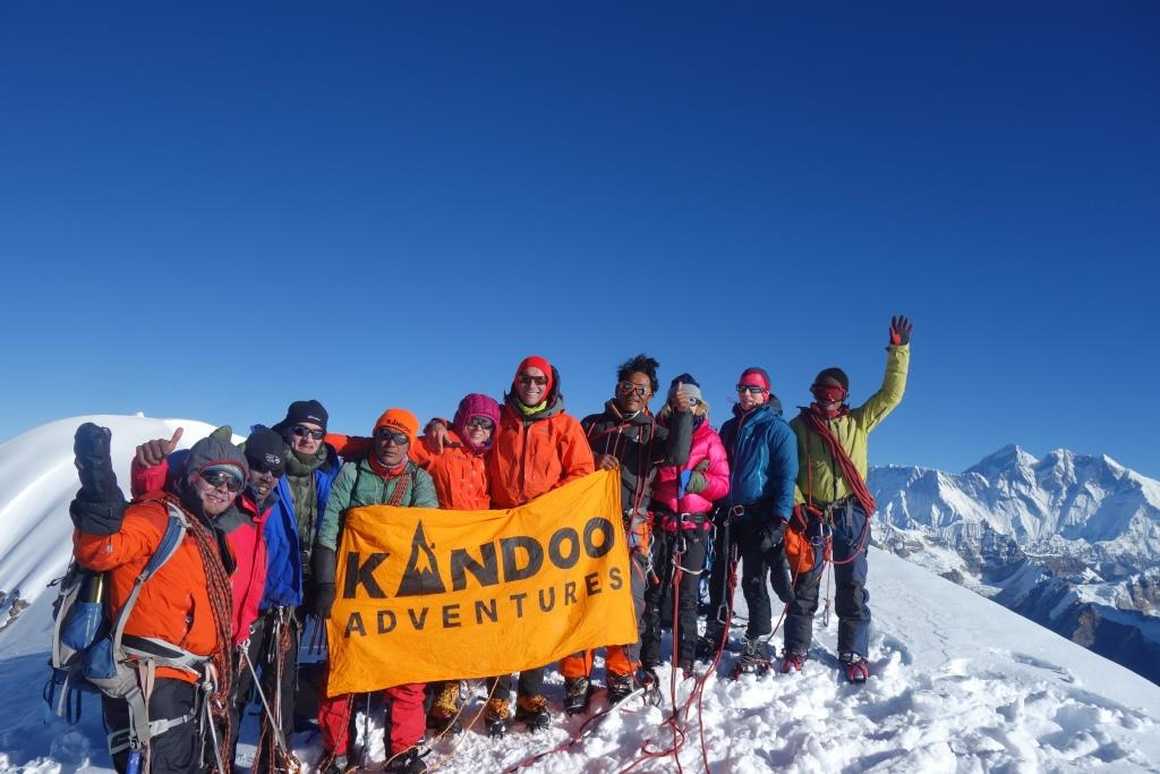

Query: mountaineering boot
left=515, top=693, right=551, bottom=731
left=319, top=754, right=350, bottom=774
left=695, top=626, right=723, bottom=661
left=427, top=681, right=463, bottom=733
left=637, top=666, right=662, bottom=706
left=731, top=637, right=771, bottom=678
left=484, top=697, right=510, bottom=738
left=385, top=748, right=427, bottom=774
left=606, top=672, right=636, bottom=705
left=780, top=649, right=807, bottom=674
left=841, top=652, right=870, bottom=684
left=564, top=676, right=593, bottom=715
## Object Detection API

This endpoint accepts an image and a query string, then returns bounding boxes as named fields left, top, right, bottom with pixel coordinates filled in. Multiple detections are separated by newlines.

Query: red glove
left=890, top=315, right=912, bottom=346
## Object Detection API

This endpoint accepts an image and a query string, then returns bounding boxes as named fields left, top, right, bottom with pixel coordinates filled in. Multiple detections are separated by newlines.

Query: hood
left=453, top=393, right=502, bottom=451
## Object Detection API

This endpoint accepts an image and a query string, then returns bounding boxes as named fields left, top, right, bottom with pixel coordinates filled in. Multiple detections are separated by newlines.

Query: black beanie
left=813, top=367, right=850, bottom=391
left=276, top=399, right=328, bottom=435
left=245, top=428, right=288, bottom=476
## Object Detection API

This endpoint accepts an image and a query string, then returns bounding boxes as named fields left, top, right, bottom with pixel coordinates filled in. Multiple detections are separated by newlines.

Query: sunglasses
left=248, top=462, right=282, bottom=478
left=618, top=382, right=649, bottom=397
left=686, top=397, right=703, bottom=406
left=291, top=425, right=325, bottom=441
left=374, top=428, right=410, bottom=446
left=465, top=417, right=495, bottom=430
left=736, top=385, right=768, bottom=395
left=200, top=466, right=245, bottom=493
left=518, top=374, right=548, bottom=387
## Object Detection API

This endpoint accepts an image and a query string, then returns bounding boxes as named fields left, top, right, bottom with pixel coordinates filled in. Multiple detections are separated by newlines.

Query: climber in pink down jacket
left=641, top=373, right=730, bottom=673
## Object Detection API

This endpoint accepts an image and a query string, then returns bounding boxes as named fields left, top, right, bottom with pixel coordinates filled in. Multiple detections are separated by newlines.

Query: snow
left=2, top=416, right=1160, bottom=772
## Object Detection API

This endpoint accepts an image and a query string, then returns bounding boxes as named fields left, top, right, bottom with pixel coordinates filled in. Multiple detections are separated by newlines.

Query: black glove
left=769, top=546, right=796, bottom=605
left=757, top=518, right=788, bottom=554
left=69, top=423, right=126, bottom=535
left=311, top=545, right=338, bottom=619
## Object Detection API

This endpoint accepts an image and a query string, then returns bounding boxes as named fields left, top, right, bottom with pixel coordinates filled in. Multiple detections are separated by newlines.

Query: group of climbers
left=63, top=316, right=910, bottom=773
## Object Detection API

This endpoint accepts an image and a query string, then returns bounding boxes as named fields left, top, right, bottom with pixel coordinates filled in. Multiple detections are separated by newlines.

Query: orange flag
left=326, top=470, right=635, bottom=694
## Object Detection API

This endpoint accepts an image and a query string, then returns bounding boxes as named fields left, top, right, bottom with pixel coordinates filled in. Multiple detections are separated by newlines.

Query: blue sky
left=1, top=2, right=1157, bottom=476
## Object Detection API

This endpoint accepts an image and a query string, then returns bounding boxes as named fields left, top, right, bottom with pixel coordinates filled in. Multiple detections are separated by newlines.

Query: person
left=268, top=400, right=343, bottom=732
left=697, top=366, right=798, bottom=677
left=312, top=408, right=438, bottom=774
left=71, top=426, right=241, bottom=773
left=781, top=315, right=912, bottom=683
left=560, top=355, right=692, bottom=713
left=642, top=375, right=729, bottom=674
left=425, top=356, right=594, bottom=735
left=130, top=426, right=298, bottom=768
left=326, top=393, right=502, bottom=730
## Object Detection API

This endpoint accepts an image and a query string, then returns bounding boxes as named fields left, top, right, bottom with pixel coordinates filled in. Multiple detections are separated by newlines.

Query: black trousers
left=642, top=526, right=708, bottom=665
left=785, top=503, right=872, bottom=657
left=103, top=678, right=202, bottom=774
left=233, top=608, right=299, bottom=767
left=487, top=667, right=545, bottom=705
left=704, top=512, right=736, bottom=642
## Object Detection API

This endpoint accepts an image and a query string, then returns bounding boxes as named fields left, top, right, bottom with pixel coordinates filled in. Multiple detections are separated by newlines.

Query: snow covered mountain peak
left=1, top=415, right=1160, bottom=771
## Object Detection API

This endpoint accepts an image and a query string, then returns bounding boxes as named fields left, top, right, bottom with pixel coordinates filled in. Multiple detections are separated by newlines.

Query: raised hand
left=135, top=427, right=183, bottom=467
left=890, top=315, right=913, bottom=346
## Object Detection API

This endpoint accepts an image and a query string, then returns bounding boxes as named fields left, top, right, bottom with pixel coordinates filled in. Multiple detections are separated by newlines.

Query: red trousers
left=319, top=683, right=426, bottom=759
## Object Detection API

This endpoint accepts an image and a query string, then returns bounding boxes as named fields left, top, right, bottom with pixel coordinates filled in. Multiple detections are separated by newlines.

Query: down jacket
left=719, top=397, right=799, bottom=524
left=652, top=419, right=730, bottom=526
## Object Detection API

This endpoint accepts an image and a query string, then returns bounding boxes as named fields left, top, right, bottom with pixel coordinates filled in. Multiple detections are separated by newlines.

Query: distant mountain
left=870, top=446, right=1160, bottom=685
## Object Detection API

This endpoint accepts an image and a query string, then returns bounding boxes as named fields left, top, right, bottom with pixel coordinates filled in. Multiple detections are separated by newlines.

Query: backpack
left=45, top=500, right=209, bottom=754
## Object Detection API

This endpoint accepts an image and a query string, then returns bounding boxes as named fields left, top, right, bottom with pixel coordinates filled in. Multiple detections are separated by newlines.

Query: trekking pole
left=241, top=647, right=294, bottom=757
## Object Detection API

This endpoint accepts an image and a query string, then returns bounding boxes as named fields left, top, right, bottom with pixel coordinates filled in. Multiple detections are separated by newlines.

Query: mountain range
left=870, top=444, right=1160, bottom=685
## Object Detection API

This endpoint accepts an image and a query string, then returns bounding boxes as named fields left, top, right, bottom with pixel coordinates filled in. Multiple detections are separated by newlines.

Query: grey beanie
left=185, top=436, right=249, bottom=480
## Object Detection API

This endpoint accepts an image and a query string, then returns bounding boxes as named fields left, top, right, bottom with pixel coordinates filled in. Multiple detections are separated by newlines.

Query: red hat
left=738, top=367, right=771, bottom=391
left=514, top=355, right=554, bottom=396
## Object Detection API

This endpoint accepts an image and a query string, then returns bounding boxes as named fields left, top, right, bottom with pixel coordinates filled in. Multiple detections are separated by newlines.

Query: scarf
left=367, top=456, right=413, bottom=505
left=517, top=399, right=548, bottom=417
left=285, top=445, right=327, bottom=542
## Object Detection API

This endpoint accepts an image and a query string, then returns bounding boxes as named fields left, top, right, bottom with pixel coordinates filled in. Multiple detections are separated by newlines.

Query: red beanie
left=739, top=367, right=771, bottom=391
left=514, top=355, right=554, bottom=396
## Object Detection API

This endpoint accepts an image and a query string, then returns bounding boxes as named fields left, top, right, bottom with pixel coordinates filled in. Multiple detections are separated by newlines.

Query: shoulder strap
left=108, top=503, right=189, bottom=655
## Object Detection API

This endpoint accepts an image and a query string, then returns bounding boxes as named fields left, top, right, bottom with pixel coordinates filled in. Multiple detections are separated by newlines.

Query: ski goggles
left=374, top=427, right=410, bottom=446
left=811, top=384, right=847, bottom=403
left=200, top=465, right=246, bottom=493
left=465, top=417, right=495, bottom=430
left=291, top=425, right=325, bottom=440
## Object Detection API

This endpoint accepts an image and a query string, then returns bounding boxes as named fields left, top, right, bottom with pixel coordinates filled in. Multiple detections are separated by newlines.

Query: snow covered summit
left=1, top=417, right=1159, bottom=771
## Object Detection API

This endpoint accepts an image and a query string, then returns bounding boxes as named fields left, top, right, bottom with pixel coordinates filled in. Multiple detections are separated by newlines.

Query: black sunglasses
left=736, top=385, right=768, bottom=395
left=466, top=417, right=495, bottom=430
left=200, top=467, right=245, bottom=493
left=374, top=428, right=410, bottom=446
left=291, top=425, right=325, bottom=440
left=518, top=374, right=548, bottom=386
